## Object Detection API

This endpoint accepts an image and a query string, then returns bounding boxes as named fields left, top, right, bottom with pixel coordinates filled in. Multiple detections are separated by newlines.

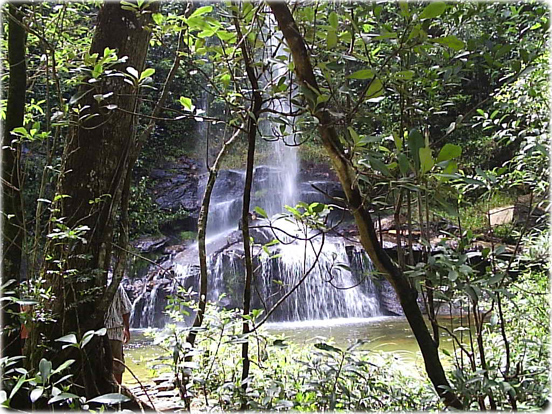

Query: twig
left=112, top=242, right=173, bottom=274
left=113, top=357, right=157, bottom=413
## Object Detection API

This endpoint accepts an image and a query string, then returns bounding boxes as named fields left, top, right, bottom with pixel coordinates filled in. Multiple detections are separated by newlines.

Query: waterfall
left=258, top=239, right=380, bottom=322
left=129, top=19, right=385, bottom=328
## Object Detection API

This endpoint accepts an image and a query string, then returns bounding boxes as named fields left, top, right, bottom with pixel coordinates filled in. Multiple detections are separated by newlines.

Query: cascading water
left=129, top=19, right=385, bottom=328
left=258, top=238, right=380, bottom=322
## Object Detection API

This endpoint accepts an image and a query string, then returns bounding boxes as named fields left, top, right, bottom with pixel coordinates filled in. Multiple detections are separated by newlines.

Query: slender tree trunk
left=232, top=6, right=263, bottom=403
left=27, top=1, right=157, bottom=401
left=267, top=2, right=462, bottom=408
left=1, top=2, right=27, bottom=359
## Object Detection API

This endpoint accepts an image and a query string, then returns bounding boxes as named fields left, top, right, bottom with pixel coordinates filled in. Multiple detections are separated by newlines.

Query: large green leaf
left=327, top=30, right=337, bottom=48
left=88, top=393, right=131, bottom=405
left=395, top=70, right=415, bottom=80
left=329, top=11, right=338, bottom=29
left=347, top=69, right=374, bottom=79
left=189, top=5, right=212, bottom=19
left=39, top=359, right=52, bottom=384
left=48, top=393, right=80, bottom=405
left=434, top=35, right=465, bottom=51
left=314, top=342, right=342, bottom=353
left=52, top=359, right=75, bottom=375
left=366, top=78, right=383, bottom=99
left=407, top=129, right=424, bottom=171
left=179, top=97, right=193, bottom=111
left=419, top=2, right=447, bottom=19
left=419, top=147, right=434, bottom=173
left=368, top=156, right=392, bottom=177
left=55, top=334, right=77, bottom=344
left=254, top=206, right=267, bottom=218
left=398, top=153, right=411, bottom=175
left=437, top=143, right=462, bottom=163
left=30, top=387, right=44, bottom=403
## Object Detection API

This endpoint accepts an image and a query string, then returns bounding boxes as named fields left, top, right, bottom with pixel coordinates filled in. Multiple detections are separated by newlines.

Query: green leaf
left=399, top=1, right=410, bottom=17
left=126, top=66, right=139, bottom=79
left=434, top=35, right=465, bottom=51
left=359, top=135, right=383, bottom=145
left=9, top=375, right=26, bottom=400
left=367, top=156, right=392, bottom=177
left=80, top=331, right=95, bottom=348
left=88, top=393, right=131, bottom=405
left=216, top=30, right=236, bottom=41
left=140, top=68, right=155, bottom=80
left=152, top=13, right=163, bottom=25
left=12, top=126, right=29, bottom=136
left=398, top=153, right=410, bottom=175
left=407, top=129, right=424, bottom=171
left=366, top=78, right=383, bottom=99
left=395, top=70, right=415, bottom=80
left=316, top=94, right=329, bottom=105
left=461, top=177, right=486, bottom=186
left=419, top=147, right=434, bottom=173
left=314, top=342, right=342, bottom=353
left=329, top=11, right=338, bottom=28
left=435, top=194, right=458, bottom=217
left=52, top=359, right=75, bottom=375
left=39, top=359, right=52, bottom=384
left=487, top=272, right=504, bottom=285
left=437, top=143, right=462, bottom=163
left=198, top=27, right=217, bottom=38
left=464, top=285, right=478, bottom=302
left=179, top=97, right=193, bottom=110
left=347, top=69, right=374, bottom=79
left=448, top=269, right=458, bottom=282
left=393, top=132, right=403, bottom=151
left=310, top=202, right=325, bottom=213
left=347, top=127, right=360, bottom=144
left=55, top=334, right=77, bottom=344
left=419, top=2, right=447, bottom=19
left=30, top=387, right=44, bottom=403
left=48, top=392, right=80, bottom=405
left=327, top=30, right=337, bottom=48
left=254, top=206, right=267, bottom=218
left=189, top=5, right=213, bottom=19
left=95, top=327, right=107, bottom=336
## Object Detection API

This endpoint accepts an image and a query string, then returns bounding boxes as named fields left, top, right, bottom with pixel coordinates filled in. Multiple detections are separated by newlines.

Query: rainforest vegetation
left=1, top=1, right=549, bottom=411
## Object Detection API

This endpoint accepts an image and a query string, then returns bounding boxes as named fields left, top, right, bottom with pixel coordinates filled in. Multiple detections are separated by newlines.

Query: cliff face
left=149, top=156, right=201, bottom=216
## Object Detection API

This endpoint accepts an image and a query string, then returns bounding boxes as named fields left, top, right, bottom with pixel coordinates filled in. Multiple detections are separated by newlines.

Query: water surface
left=123, top=315, right=460, bottom=384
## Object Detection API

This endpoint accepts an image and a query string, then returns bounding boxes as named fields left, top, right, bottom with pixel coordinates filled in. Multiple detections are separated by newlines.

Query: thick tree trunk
left=1, top=2, right=27, bottom=359
left=267, top=2, right=462, bottom=409
left=28, top=1, right=157, bottom=400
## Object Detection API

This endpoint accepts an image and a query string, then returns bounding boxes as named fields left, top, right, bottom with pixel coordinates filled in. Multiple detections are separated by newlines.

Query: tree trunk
left=1, top=2, right=27, bottom=359
left=267, top=2, right=462, bottom=409
left=28, top=0, right=157, bottom=400
left=232, top=6, right=263, bottom=401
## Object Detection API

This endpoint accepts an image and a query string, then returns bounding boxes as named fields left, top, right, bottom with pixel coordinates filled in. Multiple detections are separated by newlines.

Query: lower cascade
left=129, top=230, right=385, bottom=328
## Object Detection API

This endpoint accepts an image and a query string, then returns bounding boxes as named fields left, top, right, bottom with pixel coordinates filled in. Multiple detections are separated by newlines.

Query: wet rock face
left=149, top=156, right=201, bottom=216
left=132, top=236, right=169, bottom=254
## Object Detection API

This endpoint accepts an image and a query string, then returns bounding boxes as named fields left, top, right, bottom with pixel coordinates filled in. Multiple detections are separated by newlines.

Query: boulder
left=154, top=381, right=175, bottom=392
left=132, top=236, right=169, bottom=253
left=152, top=373, right=175, bottom=385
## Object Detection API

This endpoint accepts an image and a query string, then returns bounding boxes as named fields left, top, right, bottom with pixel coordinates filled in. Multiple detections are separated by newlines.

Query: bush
left=152, top=297, right=442, bottom=411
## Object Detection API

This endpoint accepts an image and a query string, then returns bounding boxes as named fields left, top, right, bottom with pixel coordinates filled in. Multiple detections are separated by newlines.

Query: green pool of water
left=122, top=315, right=463, bottom=385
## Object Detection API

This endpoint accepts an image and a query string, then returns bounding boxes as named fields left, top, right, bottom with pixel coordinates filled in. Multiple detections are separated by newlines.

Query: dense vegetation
left=1, top=1, right=549, bottom=411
